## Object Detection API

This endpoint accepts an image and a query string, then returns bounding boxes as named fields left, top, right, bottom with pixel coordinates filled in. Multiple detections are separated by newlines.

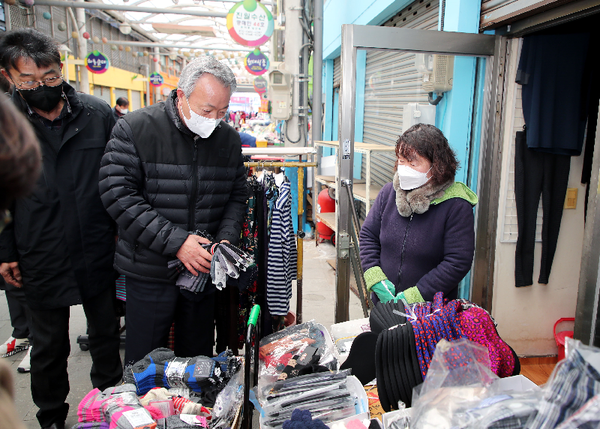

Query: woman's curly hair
left=395, top=123, right=458, bottom=187
left=0, top=93, right=42, bottom=210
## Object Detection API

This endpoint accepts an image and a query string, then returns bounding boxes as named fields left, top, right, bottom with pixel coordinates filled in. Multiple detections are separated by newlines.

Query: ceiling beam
left=104, top=39, right=270, bottom=53
left=34, top=0, right=228, bottom=17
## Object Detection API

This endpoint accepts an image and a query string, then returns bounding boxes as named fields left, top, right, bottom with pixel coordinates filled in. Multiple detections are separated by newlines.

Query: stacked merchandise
left=368, top=292, right=519, bottom=410
left=333, top=292, right=600, bottom=429
left=406, top=336, right=600, bottom=429
left=253, top=321, right=369, bottom=429
left=259, top=371, right=368, bottom=429
left=72, top=349, right=244, bottom=429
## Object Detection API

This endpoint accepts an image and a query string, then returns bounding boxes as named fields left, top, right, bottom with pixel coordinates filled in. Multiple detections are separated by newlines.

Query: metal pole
left=312, top=0, right=323, bottom=144
left=296, top=164, right=304, bottom=325
left=4, top=2, right=11, bottom=31
left=103, top=40, right=256, bottom=53
left=75, top=0, right=89, bottom=94
left=282, top=0, right=304, bottom=146
left=335, top=25, right=357, bottom=323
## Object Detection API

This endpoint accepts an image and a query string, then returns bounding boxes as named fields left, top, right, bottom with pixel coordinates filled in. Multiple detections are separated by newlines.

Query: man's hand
left=176, top=235, right=213, bottom=276
left=0, top=262, right=23, bottom=288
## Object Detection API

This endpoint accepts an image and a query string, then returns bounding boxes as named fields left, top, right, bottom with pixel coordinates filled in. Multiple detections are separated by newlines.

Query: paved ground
left=0, top=239, right=365, bottom=429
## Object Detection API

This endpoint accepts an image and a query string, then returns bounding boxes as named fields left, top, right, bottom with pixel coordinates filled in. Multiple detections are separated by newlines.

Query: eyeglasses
left=14, top=75, right=63, bottom=91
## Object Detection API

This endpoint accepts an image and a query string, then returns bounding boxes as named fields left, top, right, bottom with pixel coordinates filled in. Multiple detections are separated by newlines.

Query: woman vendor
left=359, top=123, right=477, bottom=305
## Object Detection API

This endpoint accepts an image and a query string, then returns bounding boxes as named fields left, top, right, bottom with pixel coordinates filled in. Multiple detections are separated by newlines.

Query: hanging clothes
left=236, top=176, right=262, bottom=347
left=516, top=33, right=591, bottom=156
left=514, top=131, right=571, bottom=287
left=266, top=180, right=297, bottom=317
left=514, top=31, right=593, bottom=286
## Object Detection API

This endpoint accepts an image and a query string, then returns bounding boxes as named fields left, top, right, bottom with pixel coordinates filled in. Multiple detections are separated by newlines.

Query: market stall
left=69, top=290, right=600, bottom=429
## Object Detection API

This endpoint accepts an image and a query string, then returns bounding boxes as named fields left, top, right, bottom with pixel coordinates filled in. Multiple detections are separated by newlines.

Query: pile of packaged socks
left=73, top=383, right=212, bottom=429
left=123, top=348, right=242, bottom=407
left=168, top=231, right=254, bottom=293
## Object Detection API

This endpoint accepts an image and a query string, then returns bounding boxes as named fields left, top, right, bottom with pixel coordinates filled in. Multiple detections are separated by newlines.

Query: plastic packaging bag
left=329, top=318, right=371, bottom=366
left=410, top=338, right=541, bottom=429
left=211, top=368, right=244, bottom=429
left=526, top=336, right=600, bottom=429
left=257, top=371, right=368, bottom=429
left=258, top=320, right=338, bottom=390
left=554, top=393, right=600, bottom=429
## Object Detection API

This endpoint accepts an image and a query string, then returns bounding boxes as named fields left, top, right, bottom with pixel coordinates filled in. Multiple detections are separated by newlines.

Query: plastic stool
left=553, top=317, right=574, bottom=361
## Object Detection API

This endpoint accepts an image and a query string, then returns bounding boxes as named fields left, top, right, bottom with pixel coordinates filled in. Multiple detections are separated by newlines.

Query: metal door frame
left=334, top=24, right=507, bottom=321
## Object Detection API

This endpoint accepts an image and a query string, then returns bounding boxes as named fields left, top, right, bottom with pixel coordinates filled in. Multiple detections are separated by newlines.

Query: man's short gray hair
left=178, top=56, right=237, bottom=97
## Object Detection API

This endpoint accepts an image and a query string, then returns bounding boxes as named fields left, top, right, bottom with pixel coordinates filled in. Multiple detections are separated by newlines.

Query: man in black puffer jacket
left=99, top=56, right=247, bottom=366
left=0, top=29, right=122, bottom=429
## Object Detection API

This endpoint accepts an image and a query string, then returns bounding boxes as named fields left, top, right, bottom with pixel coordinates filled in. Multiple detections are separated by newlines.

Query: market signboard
left=149, top=72, right=164, bottom=87
left=85, top=51, right=109, bottom=74
left=227, top=0, right=274, bottom=47
left=253, top=76, right=268, bottom=93
left=244, top=49, right=269, bottom=76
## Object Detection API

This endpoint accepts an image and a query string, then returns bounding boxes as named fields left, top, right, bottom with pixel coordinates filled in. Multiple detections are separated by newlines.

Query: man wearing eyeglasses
left=0, top=29, right=122, bottom=429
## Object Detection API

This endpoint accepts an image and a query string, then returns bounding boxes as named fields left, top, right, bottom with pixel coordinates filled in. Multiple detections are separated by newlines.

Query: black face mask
left=18, top=83, right=64, bottom=112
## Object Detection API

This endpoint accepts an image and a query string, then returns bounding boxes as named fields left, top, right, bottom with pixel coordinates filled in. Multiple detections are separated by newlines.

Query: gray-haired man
left=99, top=57, right=247, bottom=365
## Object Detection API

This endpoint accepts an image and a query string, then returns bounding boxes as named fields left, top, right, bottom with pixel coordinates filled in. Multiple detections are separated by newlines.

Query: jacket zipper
left=188, top=137, right=199, bottom=231
left=397, top=213, right=414, bottom=289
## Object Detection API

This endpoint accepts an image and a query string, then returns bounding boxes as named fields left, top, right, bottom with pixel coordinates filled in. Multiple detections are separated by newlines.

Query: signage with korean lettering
left=149, top=72, right=164, bottom=87
left=227, top=0, right=274, bottom=47
left=253, top=76, right=268, bottom=93
left=245, top=49, right=269, bottom=76
left=85, top=51, right=109, bottom=74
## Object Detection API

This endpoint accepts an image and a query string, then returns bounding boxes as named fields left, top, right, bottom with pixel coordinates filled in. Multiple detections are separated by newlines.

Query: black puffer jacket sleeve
left=99, top=119, right=189, bottom=257
left=215, top=151, right=247, bottom=245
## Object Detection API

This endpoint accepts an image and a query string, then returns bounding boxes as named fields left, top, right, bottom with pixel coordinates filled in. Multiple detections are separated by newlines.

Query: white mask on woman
left=181, top=97, right=219, bottom=138
left=397, top=165, right=431, bottom=190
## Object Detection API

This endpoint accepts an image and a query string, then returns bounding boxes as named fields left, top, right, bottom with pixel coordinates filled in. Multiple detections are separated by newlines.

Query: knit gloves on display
left=364, top=267, right=425, bottom=304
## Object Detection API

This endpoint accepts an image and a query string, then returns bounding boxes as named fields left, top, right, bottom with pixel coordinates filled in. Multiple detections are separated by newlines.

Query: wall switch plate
left=564, top=188, right=578, bottom=209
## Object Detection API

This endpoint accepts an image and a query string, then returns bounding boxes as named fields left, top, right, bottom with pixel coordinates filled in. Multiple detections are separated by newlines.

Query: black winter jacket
left=99, top=90, right=248, bottom=284
left=0, top=83, right=117, bottom=310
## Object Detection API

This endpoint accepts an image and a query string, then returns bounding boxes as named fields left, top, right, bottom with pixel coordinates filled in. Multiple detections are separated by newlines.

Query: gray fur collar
left=393, top=172, right=453, bottom=217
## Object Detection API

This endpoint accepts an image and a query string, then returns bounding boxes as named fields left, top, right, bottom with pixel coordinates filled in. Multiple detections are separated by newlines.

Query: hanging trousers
left=514, top=131, right=571, bottom=287
left=29, top=287, right=122, bottom=427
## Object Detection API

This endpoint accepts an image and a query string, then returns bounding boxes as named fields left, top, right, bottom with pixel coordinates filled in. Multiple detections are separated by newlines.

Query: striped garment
left=528, top=341, right=600, bottom=429
left=266, top=181, right=297, bottom=316
left=116, top=274, right=126, bottom=302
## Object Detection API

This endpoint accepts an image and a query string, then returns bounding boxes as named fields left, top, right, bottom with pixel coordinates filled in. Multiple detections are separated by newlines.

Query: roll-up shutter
left=115, top=88, right=129, bottom=105
left=130, top=90, right=142, bottom=111
left=93, top=85, right=112, bottom=106
left=479, top=0, right=597, bottom=31
left=333, top=56, right=341, bottom=88
left=361, top=0, right=440, bottom=192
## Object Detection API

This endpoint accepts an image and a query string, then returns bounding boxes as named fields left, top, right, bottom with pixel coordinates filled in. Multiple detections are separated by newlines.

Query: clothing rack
left=243, top=157, right=317, bottom=325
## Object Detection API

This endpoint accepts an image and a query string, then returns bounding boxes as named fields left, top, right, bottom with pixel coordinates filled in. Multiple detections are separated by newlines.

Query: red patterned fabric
left=457, top=307, right=515, bottom=377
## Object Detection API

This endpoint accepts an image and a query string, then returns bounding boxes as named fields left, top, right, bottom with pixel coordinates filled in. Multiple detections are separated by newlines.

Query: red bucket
left=553, top=317, right=574, bottom=361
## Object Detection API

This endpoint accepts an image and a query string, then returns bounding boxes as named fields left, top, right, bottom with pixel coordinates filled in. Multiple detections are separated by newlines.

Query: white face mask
left=397, top=164, right=431, bottom=190
left=120, top=108, right=128, bottom=114
left=181, top=97, right=219, bottom=138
